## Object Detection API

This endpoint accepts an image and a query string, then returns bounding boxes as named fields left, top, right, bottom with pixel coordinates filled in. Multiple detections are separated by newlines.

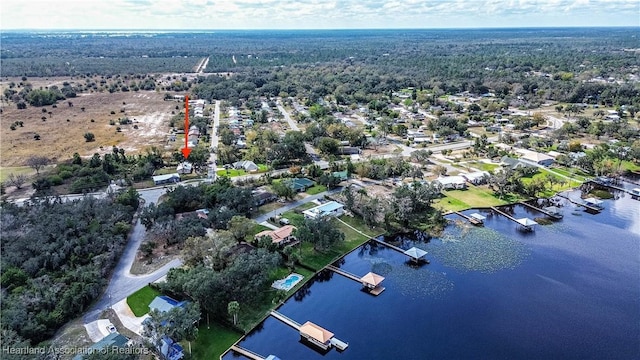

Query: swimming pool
left=272, top=273, right=303, bottom=291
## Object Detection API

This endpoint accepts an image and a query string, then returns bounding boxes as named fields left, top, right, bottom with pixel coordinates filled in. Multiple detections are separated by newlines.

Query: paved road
left=276, top=101, right=300, bottom=131
left=208, top=100, right=221, bottom=180
left=83, top=187, right=181, bottom=323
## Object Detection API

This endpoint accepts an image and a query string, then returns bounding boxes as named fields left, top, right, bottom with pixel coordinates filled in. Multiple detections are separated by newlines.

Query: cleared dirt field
left=1, top=89, right=176, bottom=166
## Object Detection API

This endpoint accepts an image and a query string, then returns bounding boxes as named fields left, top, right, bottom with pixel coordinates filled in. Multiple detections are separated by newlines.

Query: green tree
left=294, top=217, right=345, bottom=252
left=227, top=215, right=253, bottom=242
left=227, top=301, right=240, bottom=325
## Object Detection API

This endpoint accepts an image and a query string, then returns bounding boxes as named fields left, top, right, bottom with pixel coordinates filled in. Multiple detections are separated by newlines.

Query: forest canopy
left=0, top=194, right=139, bottom=345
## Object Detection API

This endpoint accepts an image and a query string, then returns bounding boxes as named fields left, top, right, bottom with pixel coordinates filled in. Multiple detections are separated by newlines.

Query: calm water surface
left=225, top=189, right=640, bottom=360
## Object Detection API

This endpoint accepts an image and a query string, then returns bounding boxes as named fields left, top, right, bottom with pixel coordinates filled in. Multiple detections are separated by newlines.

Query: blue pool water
left=227, top=189, right=640, bottom=359
left=272, top=273, right=303, bottom=291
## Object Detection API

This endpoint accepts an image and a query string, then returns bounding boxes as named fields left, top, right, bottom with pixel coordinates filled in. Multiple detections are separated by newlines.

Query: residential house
left=149, top=296, right=188, bottom=313
left=332, top=170, right=349, bottom=181
left=253, top=191, right=277, bottom=206
left=303, top=201, right=345, bottom=219
left=285, top=177, right=315, bottom=192
left=254, top=225, right=297, bottom=246
left=500, top=156, right=531, bottom=171
left=338, top=146, right=361, bottom=155
left=160, top=336, right=184, bottom=360
left=436, top=176, right=467, bottom=190
left=176, top=162, right=192, bottom=174
left=462, top=171, right=490, bottom=185
left=516, top=149, right=555, bottom=167
left=232, top=160, right=259, bottom=172
left=73, top=333, right=130, bottom=360
left=152, top=173, right=180, bottom=186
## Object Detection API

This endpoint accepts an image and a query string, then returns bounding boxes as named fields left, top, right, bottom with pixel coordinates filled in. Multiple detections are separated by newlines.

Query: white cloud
left=1, top=0, right=638, bottom=29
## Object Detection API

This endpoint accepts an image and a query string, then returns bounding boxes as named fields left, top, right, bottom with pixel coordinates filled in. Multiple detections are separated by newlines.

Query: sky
left=1, top=0, right=638, bottom=30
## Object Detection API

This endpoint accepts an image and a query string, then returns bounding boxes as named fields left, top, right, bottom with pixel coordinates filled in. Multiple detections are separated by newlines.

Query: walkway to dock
left=490, top=207, right=519, bottom=223
left=230, top=345, right=266, bottom=360
left=588, top=180, right=633, bottom=195
left=326, top=265, right=361, bottom=282
left=555, top=194, right=601, bottom=212
left=369, top=237, right=405, bottom=253
left=519, top=202, right=561, bottom=219
left=270, top=310, right=301, bottom=330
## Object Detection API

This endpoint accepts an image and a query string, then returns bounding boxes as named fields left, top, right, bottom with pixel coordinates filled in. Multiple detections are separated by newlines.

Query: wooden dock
left=555, top=194, right=601, bottom=212
left=453, top=211, right=483, bottom=226
left=270, top=310, right=301, bottom=330
left=370, top=237, right=405, bottom=254
left=326, top=265, right=361, bottom=282
left=230, top=345, right=267, bottom=360
left=325, top=265, right=386, bottom=295
left=490, top=207, right=519, bottom=224
left=519, top=202, right=562, bottom=220
left=588, top=180, right=634, bottom=195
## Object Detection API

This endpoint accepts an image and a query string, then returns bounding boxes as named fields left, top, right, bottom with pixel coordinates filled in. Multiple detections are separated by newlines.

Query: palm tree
left=228, top=301, right=240, bottom=325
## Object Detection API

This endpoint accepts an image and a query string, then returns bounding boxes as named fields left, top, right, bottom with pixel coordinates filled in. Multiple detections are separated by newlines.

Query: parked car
left=107, top=324, right=117, bottom=333
left=279, top=218, right=290, bottom=225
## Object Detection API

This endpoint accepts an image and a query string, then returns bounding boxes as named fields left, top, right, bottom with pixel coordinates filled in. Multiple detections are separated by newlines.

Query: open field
left=0, top=88, right=175, bottom=166
left=435, top=186, right=514, bottom=212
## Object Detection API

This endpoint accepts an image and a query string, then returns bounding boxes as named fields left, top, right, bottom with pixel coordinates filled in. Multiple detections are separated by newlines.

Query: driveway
left=83, top=187, right=182, bottom=324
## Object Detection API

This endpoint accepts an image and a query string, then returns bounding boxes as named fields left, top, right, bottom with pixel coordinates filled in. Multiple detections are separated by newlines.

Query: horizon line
left=2, top=25, right=638, bottom=32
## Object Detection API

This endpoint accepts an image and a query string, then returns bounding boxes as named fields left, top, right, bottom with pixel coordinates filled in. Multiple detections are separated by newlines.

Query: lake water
left=225, top=187, right=640, bottom=360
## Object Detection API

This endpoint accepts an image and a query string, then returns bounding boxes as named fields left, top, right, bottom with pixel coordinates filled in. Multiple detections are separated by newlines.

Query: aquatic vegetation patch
left=428, top=225, right=529, bottom=273
left=387, top=266, right=454, bottom=299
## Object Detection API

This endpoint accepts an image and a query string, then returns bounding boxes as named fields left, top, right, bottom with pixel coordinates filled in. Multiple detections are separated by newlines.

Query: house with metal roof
left=285, top=177, right=315, bottom=192
left=149, top=296, right=188, bottom=313
left=152, top=173, right=181, bottom=185
left=436, top=176, right=467, bottom=190
left=303, top=201, right=345, bottom=219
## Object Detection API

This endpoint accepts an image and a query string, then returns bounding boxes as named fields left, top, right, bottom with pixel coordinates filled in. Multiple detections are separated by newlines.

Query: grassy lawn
left=549, top=166, right=589, bottom=182
left=256, top=202, right=284, bottom=216
left=620, top=160, right=640, bottom=172
left=304, top=184, right=327, bottom=195
left=216, top=168, right=247, bottom=177
left=0, top=166, right=35, bottom=182
left=126, top=285, right=161, bottom=317
left=466, top=161, right=500, bottom=173
left=435, top=186, right=513, bottom=212
left=279, top=210, right=306, bottom=227
left=298, top=216, right=374, bottom=271
left=191, top=322, right=242, bottom=360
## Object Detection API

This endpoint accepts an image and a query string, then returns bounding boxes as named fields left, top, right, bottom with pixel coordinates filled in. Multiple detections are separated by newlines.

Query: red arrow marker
left=181, top=95, right=191, bottom=159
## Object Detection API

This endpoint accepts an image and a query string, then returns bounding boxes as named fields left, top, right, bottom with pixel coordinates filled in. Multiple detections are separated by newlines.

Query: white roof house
left=177, top=162, right=192, bottom=174
left=516, top=149, right=555, bottom=166
left=436, top=176, right=467, bottom=189
left=462, top=171, right=490, bottom=184
left=152, top=173, right=180, bottom=185
left=303, top=201, right=345, bottom=219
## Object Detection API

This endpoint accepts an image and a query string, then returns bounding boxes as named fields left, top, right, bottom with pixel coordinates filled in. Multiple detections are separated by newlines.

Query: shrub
left=84, top=132, right=95, bottom=142
left=47, top=175, right=63, bottom=186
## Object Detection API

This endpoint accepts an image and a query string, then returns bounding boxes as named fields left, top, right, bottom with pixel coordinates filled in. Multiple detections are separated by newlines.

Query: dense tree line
left=0, top=194, right=139, bottom=345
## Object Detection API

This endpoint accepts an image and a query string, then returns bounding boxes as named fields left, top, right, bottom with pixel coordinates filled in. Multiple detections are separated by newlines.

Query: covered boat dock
left=325, top=265, right=386, bottom=295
